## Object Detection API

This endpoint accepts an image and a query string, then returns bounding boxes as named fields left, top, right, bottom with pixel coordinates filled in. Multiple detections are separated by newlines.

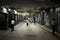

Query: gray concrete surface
left=0, top=22, right=59, bottom=40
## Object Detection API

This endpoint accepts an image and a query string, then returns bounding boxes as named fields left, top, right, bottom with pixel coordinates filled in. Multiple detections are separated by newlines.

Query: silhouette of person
left=51, top=19, right=56, bottom=34
left=10, top=19, right=15, bottom=32
left=26, top=20, right=29, bottom=26
left=27, top=22, right=29, bottom=26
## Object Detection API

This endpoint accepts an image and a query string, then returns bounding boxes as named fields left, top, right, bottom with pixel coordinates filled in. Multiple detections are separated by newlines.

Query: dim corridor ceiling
left=0, top=0, right=59, bottom=17
left=0, top=0, right=59, bottom=9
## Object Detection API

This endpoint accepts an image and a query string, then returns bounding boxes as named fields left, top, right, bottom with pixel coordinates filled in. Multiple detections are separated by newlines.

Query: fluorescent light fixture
left=14, top=10, right=17, bottom=14
left=25, top=12, right=29, bottom=16
left=2, top=7, right=8, bottom=14
left=18, top=12, right=29, bottom=16
left=8, top=8, right=11, bottom=11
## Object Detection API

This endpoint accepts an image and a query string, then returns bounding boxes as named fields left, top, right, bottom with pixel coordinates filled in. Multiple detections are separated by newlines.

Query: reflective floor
left=0, top=22, right=59, bottom=40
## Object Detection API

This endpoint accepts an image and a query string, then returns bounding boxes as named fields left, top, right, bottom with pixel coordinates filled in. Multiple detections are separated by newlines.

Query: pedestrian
left=10, top=19, right=15, bottom=32
left=51, top=19, right=56, bottom=34
left=27, top=22, right=29, bottom=26
left=26, top=20, right=29, bottom=26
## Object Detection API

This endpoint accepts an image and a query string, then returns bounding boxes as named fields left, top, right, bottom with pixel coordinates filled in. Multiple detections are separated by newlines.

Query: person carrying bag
left=10, top=19, right=15, bottom=32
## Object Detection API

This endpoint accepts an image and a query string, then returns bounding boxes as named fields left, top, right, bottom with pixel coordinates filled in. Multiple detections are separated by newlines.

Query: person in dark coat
left=26, top=20, right=29, bottom=26
left=27, top=22, right=29, bottom=26
left=10, top=19, right=15, bottom=32
left=51, top=19, right=56, bottom=34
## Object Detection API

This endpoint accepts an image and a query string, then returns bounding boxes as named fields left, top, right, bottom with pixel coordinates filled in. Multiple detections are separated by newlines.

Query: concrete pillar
left=47, top=8, right=53, bottom=26
left=19, top=15, right=20, bottom=22
left=41, top=11, right=45, bottom=25
left=37, top=14, right=39, bottom=23
left=6, top=14, right=9, bottom=30
left=36, top=14, right=38, bottom=23
left=55, top=7, right=59, bottom=32
left=39, top=13, right=41, bottom=21
left=53, top=7, right=58, bottom=32
left=20, top=15, right=21, bottom=22
left=33, top=16, right=35, bottom=23
left=37, top=14, right=40, bottom=23
left=53, top=7, right=56, bottom=19
left=17, top=15, right=18, bottom=24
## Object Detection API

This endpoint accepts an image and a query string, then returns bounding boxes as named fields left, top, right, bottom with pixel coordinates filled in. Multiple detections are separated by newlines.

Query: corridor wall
left=0, top=13, right=8, bottom=30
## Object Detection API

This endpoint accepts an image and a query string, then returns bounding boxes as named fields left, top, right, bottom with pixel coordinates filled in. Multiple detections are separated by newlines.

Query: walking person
left=51, top=19, right=56, bottom=34
left=26, top=20, right=29, bottom=26
left=26, top=22, right=29, bottom=26
left=10, top=19, right=15, bottom=32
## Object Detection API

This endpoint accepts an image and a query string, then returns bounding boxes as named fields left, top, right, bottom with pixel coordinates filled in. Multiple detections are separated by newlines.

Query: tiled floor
left=0, top=22, right=59, bottom=40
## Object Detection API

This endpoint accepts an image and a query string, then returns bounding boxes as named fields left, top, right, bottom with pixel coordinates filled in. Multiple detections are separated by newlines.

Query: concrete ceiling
left=0, top=0, right=58, bottom=9
left=0, top=0, right=59, bottom=17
